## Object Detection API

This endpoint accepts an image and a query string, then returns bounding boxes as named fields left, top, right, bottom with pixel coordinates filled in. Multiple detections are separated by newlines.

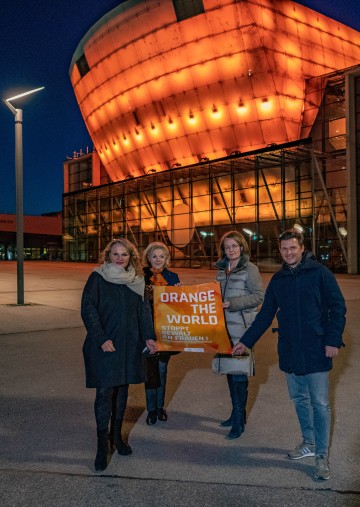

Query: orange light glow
left=261, top=98, right=271, bottom=111
left=188, top=111, right=197, bottom=124
left=211, top=104, right=221, bottom=118
left=70, top=0, right=360, bottom=180
left=113, top=142, right=120, bottom=153
left=237, top=101, right=246, bottom=113
left=134, top=128, right=143, bottom=140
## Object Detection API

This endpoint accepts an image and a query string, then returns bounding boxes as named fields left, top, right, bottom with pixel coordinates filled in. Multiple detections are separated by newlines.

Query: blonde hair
left=100, top=238, right=143, bottom=276
left=142, top=241, right=171, bottom=268
left=217, top=230, right=250, bottom=259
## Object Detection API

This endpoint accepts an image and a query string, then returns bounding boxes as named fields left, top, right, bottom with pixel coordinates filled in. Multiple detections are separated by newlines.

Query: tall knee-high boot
left=113, top=385, right=132, bottom=455
left=227, top=379, right=248, bottom=439
left=94, top=387, right=113, bottom=471
left=220, top=375, right=235, bottom=427
left=108, top=387, right=119, bottom=451
left=95, top=429, right=109, bottom=471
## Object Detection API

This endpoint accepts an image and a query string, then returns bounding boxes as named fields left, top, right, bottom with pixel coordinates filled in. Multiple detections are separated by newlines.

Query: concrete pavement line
left=2, top=467, right=359, bottom=496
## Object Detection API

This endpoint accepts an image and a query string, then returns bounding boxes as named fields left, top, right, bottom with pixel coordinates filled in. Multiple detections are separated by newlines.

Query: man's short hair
left=279, top=228, right=304, bottom=246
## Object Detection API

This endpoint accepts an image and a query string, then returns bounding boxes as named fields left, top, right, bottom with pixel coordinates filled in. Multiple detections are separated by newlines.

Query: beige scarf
left=94, top=263, right=145, bottom=298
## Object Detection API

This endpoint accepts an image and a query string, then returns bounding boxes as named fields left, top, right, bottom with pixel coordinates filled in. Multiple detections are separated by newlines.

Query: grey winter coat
left=215, top=254, right=264, bottom=346
left=81, top=272, right=155, bottom=388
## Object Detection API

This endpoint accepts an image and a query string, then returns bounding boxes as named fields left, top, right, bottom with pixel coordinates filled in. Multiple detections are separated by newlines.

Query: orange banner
left=153, top=281, right=232, bottom=353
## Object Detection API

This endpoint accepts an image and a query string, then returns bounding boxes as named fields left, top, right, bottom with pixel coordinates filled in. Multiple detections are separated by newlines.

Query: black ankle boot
left=146, top=410, right=157, bottom=425
left=95, top=429, right=109, bottom=471
left=157, top=408, right=168, bottom=421
left=226, top=380, right=248, bottom=440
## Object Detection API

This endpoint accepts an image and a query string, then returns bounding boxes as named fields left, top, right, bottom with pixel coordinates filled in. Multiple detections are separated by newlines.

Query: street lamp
left=243, top=228, right=254, bottom=252
left=3, top=86, right=44, bottom=305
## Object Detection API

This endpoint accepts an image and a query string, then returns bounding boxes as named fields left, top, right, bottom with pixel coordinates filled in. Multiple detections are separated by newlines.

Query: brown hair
left=99, top=238, right=143, bottom=276
left=278, top=228, right=304, bottom=247
left=142, top=241, right=171, bottom=268
left=217, top=230, right=250, bottom=259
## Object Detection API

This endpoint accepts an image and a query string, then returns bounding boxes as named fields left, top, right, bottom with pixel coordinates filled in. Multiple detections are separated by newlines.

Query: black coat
left=240, top=252, right=346, bottom=374
left=81, top=272, right=155, bottom=388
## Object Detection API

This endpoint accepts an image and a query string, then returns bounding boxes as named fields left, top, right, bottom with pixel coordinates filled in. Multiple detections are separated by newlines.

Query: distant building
left=0, top=213, right=62, bottom=260
left=63, top=0, right=360, bottom=273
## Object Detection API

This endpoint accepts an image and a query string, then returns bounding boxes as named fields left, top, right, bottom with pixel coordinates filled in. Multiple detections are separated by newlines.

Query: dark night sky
left=1, top=0, right=360, bottom=216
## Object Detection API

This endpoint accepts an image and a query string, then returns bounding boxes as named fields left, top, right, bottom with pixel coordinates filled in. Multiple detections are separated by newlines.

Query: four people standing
left=82, top=230, right=346, bottom=481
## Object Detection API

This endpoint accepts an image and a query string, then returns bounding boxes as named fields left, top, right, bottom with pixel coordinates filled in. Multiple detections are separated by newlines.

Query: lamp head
left=3, top=86, right=44, bottom=115
left=5, top=86, right=45, bottom=103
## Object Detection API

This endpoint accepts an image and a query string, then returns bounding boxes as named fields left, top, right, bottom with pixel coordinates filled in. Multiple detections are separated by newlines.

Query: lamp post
left=3, top=86, right=44, bottom=305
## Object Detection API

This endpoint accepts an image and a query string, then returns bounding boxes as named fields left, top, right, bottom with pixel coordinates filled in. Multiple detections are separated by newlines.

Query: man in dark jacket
left=233, top=228, right=346, bottom=481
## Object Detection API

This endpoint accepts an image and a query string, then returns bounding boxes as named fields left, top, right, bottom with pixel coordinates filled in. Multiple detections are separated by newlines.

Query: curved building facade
left=70, top=0, right=360, bottom=181
left=65, top=1, right=360, bottom=273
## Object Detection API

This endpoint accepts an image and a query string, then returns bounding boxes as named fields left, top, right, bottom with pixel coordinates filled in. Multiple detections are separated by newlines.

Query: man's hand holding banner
left=153, top=281, right=232, bottom=353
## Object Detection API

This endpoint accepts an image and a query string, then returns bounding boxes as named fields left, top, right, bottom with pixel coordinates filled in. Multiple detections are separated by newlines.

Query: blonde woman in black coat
left=81, top=238, right=157, bottom=472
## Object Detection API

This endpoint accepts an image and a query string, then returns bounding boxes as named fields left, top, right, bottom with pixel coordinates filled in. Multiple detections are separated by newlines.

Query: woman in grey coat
left=81, top=238, right=157, bottom=471
left=215, top=230, right=264, bottom=439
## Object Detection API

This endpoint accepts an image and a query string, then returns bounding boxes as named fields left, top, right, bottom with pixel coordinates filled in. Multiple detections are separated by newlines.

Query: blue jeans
left=145, top=355, right=170, bottom=411
left=285, top=371, right=330, bottom=457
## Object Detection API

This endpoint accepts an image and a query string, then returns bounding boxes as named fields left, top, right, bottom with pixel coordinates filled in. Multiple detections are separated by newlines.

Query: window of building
left=172, top=0, right=204, bottom=22
left=68, top=159, right=92, bottom=192
left=76, top=53, right=90, bottom=78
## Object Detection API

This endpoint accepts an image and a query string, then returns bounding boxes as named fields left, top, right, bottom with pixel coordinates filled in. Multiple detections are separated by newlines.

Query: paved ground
left=0, top=261, right=359, bottom=506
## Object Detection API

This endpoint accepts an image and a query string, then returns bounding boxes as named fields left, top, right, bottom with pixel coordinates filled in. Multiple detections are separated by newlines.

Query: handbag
left=212, top=350, right=254, bottom=376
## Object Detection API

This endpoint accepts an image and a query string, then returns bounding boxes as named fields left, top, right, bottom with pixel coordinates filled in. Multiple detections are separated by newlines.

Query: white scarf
left=94, top=263, right=145, bottom=298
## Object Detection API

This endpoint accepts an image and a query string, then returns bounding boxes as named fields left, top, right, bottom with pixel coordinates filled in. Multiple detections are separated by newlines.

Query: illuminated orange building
left=64, top=0, right=360, bottom=273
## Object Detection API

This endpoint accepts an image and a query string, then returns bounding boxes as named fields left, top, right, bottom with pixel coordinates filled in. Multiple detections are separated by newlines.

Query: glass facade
left=67, top=157, right=92, bottom=193
left=63, top=139, right=347, bottom=271
left=63, top=68, right=355, bottom=271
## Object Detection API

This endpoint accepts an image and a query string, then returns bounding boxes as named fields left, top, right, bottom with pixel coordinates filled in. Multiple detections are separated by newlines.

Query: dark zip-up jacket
left=240, top=251, right=346, bottom=374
